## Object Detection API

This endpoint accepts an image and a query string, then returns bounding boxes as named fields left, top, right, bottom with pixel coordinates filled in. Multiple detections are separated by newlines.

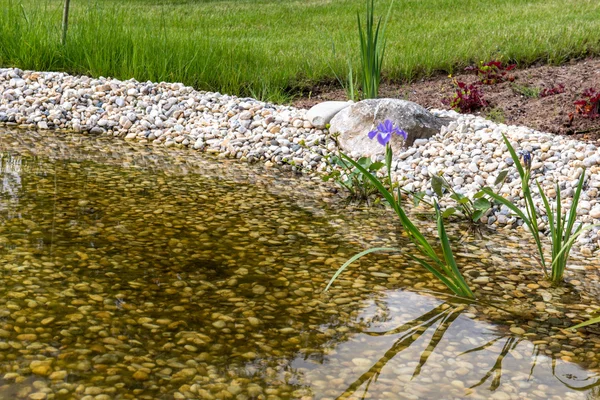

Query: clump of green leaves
left=485, top=107, right=506, bottom=124
left=357, top=0, right=393, bottom=99
left=322, top=154, right=386, bottom=201
left=511, top=83, right=540, bottom=98
left=482, top=134, right=595, bottom=284
left=431, top=170, right=508, bottom=223
left=325, top=121, right=474, bottom=299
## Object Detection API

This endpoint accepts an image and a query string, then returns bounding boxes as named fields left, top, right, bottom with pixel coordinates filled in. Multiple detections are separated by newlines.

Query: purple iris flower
left=519, top=150, right=533, bottom=171
left=523, top=151, right=532, bottom=171
left=367, top=120, right=408, bottom=146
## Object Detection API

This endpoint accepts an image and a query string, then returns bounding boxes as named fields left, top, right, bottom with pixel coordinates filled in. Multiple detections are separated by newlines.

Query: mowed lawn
left=1, top=0, right=599, bottom=102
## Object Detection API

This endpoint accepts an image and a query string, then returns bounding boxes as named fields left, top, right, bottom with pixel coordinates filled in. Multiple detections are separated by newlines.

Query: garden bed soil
left=294, top=57, right=600, bottom=142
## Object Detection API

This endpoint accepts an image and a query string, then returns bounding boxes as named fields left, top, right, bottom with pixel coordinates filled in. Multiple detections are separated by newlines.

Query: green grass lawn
left=1, top=0, right=599, bottom=102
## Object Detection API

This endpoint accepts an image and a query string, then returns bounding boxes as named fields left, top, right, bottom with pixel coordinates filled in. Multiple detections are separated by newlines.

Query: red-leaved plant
left=465, top=60, right=516, bottom=85
left=574, top=88, right=600, bottom=119
left=444, top=80, right=488, bottom=113
left=540, top=84, right=565, bottom=97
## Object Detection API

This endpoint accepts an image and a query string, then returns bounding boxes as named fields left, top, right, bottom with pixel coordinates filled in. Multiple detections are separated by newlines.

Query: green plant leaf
left=435, top=203, right=474, bottom=298
left=396, top=205, right=441, bottom=263
left=563, top=170, right=586, bottom=244
left=369, top=161, right=385, bottom=171
left=501, top=134, right=525, bottom=179
left=483, top=188, right=548, bottom=273
left=325, top=247, right=399, bottom=291
left=482, top=189, right=529, bottom=224
left=442, top=207, right=456, bottom=218
left=412, top=191, right=426, bottom=207
left=431, top=175, right=444, bottom=197
left=450, top=193, right=469, bottom=204
left=473, top=189, right=487, bottom=199
left=472, top=209, right=484, bottom=222
left=473, top=198, right=491, bottom=211
left=341, top=153, right=398, bottom=213
left=405, top=253, right=462, bottom=295
left=494, top=169, right=509, bottom=186
left=570, top=315, right=600, bottom=330
left=357, top=157, right=372, bottom=168
left=551, top=224, right=598, bottom=269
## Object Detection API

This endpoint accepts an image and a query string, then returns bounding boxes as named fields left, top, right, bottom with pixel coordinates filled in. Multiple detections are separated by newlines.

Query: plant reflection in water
left=318, top=293, right=600, bottom=399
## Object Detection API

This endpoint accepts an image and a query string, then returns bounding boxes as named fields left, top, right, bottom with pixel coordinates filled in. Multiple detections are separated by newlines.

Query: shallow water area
left=1, top=128, right=600, bottom=399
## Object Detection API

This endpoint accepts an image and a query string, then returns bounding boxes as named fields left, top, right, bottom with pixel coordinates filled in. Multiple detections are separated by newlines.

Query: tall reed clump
left=325, top=120, right=474, bottom=299
left=483, top=134, right=595, bottom=284
left=357, top=0, right=393, bottom=99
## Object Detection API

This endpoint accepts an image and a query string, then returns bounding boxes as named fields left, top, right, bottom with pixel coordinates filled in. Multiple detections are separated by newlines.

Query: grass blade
left=563, top=170, right=586, bottom=244
left=501, top=134, right=525, bottom=179
left=570, top=315, right=600, bottom=330
left=551, top=224, right=597, bottom=271
left=481, top=189, right=529, bottom=224
left=435, top=203, right=474, bottom=298
left=396, top=206, right=441, bottom=263
left=483, top=188, right=547, bottom=271
left=325, top=247, right=400, bottom=291
left=405, top=254, right=460, bottom=294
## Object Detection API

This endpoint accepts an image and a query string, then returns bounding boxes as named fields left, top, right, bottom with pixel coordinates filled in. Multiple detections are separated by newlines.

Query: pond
left=1, top=128, right=600, bottom=400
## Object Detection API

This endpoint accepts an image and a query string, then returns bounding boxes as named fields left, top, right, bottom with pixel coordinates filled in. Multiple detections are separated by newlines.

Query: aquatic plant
left=357, top=0, right=393, bottom=99
left=571, top=310, right=600, bottom=330
left=483, top=134, right=594, bottom=284
left=322, top=152, right=386, bottom=202
left=431, top=169, right=508, bottom=223
left=322, top=124, right=431, bottom=204
left=325, top=120, right=474, bottom=298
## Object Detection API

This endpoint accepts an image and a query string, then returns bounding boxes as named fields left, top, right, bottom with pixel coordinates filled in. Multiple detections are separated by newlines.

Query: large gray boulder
left=305, top=101, right=353, bottom=129
left=329, top=99, right=447, bottom=157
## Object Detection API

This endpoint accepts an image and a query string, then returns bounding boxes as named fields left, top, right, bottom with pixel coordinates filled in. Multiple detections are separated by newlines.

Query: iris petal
left=368, top=130, right=377, bottom=140
left=382, top=120, right=393, bottom=133
left=377, top=132, right=390, bottom=145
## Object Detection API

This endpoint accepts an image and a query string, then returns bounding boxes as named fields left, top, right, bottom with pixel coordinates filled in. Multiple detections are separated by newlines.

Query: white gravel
left=1, top=67, right=599, bottom=255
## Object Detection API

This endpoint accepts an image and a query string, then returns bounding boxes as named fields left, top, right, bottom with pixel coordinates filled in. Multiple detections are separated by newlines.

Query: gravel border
left=1, top=68, right=599, bottom=256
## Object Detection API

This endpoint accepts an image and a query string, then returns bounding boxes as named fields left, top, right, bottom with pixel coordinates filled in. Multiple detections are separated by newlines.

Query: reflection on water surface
left=0, top=129, right=599, bottom=399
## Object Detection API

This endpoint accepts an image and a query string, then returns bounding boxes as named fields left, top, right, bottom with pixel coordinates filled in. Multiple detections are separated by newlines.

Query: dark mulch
left=293, top=57, right=600, bottom=143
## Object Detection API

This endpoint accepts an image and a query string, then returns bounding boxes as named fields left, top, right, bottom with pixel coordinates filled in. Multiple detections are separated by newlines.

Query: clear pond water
left=1, top=129, right=600, bottom=400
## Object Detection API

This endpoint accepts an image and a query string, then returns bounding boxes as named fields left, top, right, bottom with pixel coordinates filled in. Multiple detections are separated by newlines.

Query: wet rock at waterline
left=329, top=98, right=448, bottom=154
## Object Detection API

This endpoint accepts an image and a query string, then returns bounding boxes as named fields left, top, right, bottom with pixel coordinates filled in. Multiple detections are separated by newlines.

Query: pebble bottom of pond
left=1, top=128, right=600, bottom=400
